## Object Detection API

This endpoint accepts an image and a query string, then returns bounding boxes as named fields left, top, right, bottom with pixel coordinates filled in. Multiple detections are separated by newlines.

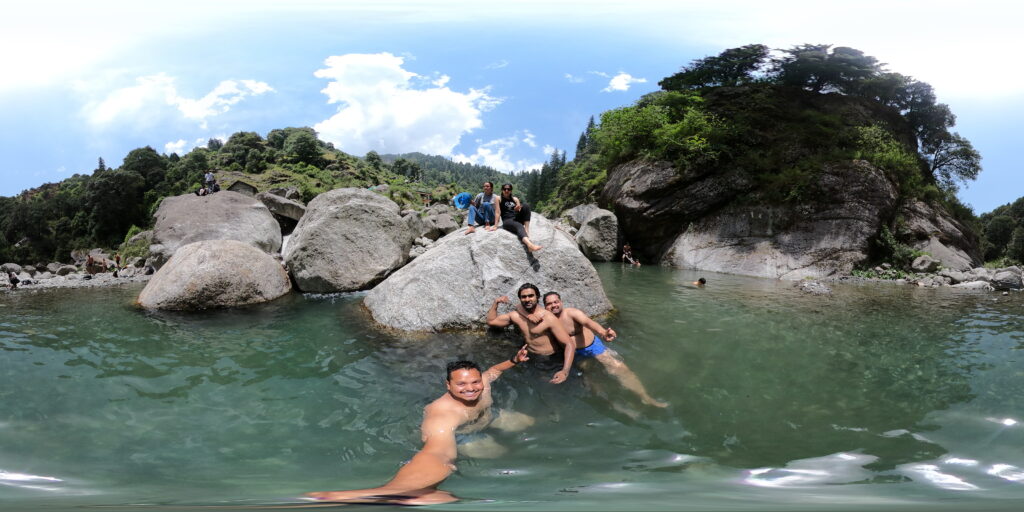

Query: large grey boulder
left=662, top=161, right=898, bottom=279
left=256, top=192, right=306, bottom=222
left=911, top=255, right=941, bottom=273
left=268, top=187, right=301, bottom=201
left=149, top=191, right=282, bottom=269
left=56, top=265, right=77, bottom=276
left=137, top=240, right=291, bottom=310
left=576, top=208, right=619, bottom=262
left=560, top=204, right=602, bottom=230
left=897, top=200, right=979, bottom=271
left=365, top=213, right=611, bottom=331
left=990, top=268, right=1023, bottom=290
left=2, top=263, right=23, bottom=274
left=284, top=188, right=412, bottom=293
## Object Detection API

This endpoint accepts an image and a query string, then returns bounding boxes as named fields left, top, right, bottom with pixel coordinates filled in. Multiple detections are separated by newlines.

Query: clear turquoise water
left=2, top=264, right=1024, bottom=511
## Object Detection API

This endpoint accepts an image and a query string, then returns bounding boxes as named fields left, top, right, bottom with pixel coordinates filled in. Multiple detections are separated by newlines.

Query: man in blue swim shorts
left=537, top=291, right=667, bottom=408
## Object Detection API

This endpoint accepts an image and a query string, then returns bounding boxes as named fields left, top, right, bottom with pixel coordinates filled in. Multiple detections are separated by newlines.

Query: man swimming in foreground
left=527, top=292, right=667, bottom=408
left=486, top=283, right=576, bottom=384
left=305, top=348, right=531, bottom=506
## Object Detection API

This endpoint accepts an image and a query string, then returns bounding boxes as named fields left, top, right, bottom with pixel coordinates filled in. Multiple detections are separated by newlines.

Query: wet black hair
left=698, top=277, right=707, bottom=285
left=446, top=360, right=481, bottom=381
left=543, top=291, right=560, bottom=305
left=517, top=282, right=540, bottom=299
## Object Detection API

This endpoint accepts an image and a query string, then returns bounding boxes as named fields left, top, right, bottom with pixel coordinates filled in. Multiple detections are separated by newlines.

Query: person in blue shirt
left=464, top=182, right=497, bottom=234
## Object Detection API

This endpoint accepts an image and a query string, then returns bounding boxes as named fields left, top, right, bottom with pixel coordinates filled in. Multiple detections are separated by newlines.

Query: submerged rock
left=364, top=213, right=611, bottom=331
left=284, top=188, right=412, bottom=293
left=149, top=191, right=282, bottom=269
left=137, top=240, right=290, bottom=310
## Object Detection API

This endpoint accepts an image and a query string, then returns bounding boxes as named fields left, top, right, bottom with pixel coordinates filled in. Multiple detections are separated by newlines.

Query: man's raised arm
left=486, top=296, right=513, bottom=327
left=484, top=345, right=529, bottom=382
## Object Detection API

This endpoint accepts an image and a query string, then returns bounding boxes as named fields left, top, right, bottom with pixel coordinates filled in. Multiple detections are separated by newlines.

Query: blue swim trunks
left=575, top=335, right=607, bottom=358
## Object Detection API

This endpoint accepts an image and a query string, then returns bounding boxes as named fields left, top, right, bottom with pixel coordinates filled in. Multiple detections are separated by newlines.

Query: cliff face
left=602, top=158, right=979, bottom=279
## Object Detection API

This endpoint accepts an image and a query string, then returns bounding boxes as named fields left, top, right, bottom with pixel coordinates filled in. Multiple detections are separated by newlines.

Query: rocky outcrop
left=149, top=191, right=282, bottom=269
left=576, top=208, right=619, bottom=262
left=911, top=255, right=941, bottom=273
left=662, top=161, right=898, bottom=279
left=602, top=159, right=754, bottom=257
left=137, top=240, right=290, bottom=310
left=364, top=213, right=611, bottom=331
left=268, top=187, right=301, bottom=201
left=284, top=188, right=412, bottom=293
left=896, top=200, right=979, bottom=271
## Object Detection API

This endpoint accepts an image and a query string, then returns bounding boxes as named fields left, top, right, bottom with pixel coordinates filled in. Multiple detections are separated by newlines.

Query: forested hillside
left=0, top=129, right=535, bottom=263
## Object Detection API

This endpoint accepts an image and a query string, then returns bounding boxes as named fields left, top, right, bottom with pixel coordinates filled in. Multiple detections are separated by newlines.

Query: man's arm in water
left=483, top=345, right=529, bottom=382
left=566, top=308, right=616, bottom=341
left=486, top=296, right=514, bottom=327
left=544, top=316, right=575, bottom=384
left=304, top=406, right=462, bottom=505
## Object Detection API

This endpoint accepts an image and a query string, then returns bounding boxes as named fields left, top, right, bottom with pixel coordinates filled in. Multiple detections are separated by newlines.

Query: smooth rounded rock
left=284, top=188, right=412, bottom=293
left=149, top=191, right=282, bottom=269
left=365, top=213, right=611, bottom=331
left=138, top=240, right=291, bottom=310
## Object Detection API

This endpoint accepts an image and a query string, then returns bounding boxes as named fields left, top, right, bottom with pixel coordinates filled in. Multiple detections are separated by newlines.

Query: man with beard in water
left=486, top=283, right=575, bottom=384
left=306, top=348, right=531, bottom=505
left=535, top=291, right=667, bottom=408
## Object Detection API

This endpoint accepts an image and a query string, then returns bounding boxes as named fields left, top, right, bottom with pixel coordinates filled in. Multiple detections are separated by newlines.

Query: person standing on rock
left=6, top=271, right=18, bottom=290
left=204, top=170, right=215, bottom=191
left=305, top=350, right=532, bottom=506
left=531, top=291, right=667, bottom=408
left=465, top=182, right=497, bottom=234
left=491, top=184, right=541, bottom=252
left=486, top=283, right=574, bottom=383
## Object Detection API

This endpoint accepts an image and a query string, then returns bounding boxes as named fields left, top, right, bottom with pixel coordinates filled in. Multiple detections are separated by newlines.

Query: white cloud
left=602, top=72, right=647, bottom=93
left=589, top=71, right=610, bottom=78
left=484, top=59, right=509, bottom=70
left=164, top=139, right=188, bottom=154
left=522, top=130, right=537, bottom=148
left=564, top=73, right=586, bottom=83
left=453, top=132, right=543, bottom=173
left=542, top=144, right=555, bottom=156
left=313, top=52, right=501, bottom=156
left=82, top=73, right=273, bottom=129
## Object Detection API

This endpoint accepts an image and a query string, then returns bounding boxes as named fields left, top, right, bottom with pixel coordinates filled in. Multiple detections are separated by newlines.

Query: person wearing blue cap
left=465, top=182, right=497, bottom=234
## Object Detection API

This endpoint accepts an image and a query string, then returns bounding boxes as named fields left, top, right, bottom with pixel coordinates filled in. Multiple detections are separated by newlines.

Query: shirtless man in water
left=526, top=292, right=667, bottom=408
left=486, top=283, right=575, bottom=384
left=306, top=349, right=530, bottom=506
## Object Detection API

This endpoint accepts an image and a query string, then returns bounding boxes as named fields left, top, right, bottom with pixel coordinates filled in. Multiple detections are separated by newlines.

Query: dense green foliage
left=0, top=130, right=526, bottom=264
left=977, top=198, right=1024, bottom=264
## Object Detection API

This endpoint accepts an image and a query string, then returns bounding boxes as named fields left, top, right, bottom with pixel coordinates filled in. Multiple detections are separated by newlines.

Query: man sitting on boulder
left=305, top=349, right=531, bottom=506
left=465, top=181, right=496, bottom=234
left=486, top=283, right=574, bottom=384
left=531, top=292, right=667, bottom=408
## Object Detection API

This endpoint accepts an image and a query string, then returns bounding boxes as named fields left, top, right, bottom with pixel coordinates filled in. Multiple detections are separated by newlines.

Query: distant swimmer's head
left=446, top=360, right=484, bottom=402
left=694, top=277, right=706, bottom=287
left=543, top=291, right=562, bottom=315
left=517, top=283, right=540, bottom=312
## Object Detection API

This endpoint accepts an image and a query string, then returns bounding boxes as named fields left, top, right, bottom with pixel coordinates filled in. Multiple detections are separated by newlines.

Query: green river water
left=2, top=264, right=1024, bottom=511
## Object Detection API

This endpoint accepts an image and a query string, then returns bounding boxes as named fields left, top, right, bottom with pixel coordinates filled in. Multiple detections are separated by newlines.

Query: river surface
left=2, top=264, right=1024, bottom=511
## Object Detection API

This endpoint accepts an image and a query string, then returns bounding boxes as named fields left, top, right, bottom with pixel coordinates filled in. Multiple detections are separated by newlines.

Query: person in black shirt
left=489, top=184, right=542, bottom=252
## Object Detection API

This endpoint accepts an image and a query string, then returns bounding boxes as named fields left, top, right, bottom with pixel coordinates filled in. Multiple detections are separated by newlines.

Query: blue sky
left=1, top=0, right=1020, bottom=214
